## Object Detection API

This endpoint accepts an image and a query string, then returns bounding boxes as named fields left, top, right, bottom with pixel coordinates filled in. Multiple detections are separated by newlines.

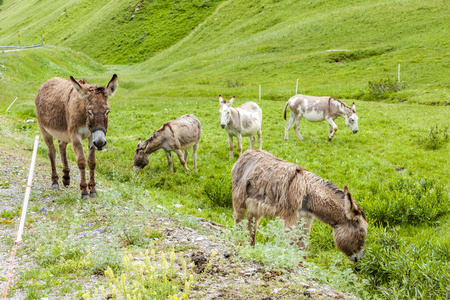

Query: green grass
left=1, top=0, right=450, bottom=298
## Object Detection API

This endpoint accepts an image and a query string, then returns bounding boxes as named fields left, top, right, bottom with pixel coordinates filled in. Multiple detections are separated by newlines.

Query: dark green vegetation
left=1, top=0, right=449, bottom=298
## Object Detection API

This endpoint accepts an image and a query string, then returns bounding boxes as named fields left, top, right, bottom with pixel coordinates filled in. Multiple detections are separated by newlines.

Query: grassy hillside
left=0, top=47, right=105, bottom=117
left=0, top=0, right=224, bottom=64
left=1, top=0, right=449, bottom=104
left=135, top=0, right=450, bottom=104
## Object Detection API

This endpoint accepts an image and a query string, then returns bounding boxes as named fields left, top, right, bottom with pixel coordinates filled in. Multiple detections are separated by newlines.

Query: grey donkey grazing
left=232, top=149, right=367, bottom=262
left=283, top=94, right=358, bottom=141
left=134, top=114, right=201, bottom=171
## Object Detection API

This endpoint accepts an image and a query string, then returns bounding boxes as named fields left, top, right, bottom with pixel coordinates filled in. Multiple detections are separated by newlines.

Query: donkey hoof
left=81, top=191, right=89, bottom=200
left=52, top=181, right=59, bottom=190
left=63, top=179, right=70, bottom=188
left=89, top=190, right=98, bottom=198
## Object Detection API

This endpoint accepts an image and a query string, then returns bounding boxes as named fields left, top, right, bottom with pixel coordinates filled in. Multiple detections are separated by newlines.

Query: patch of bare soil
left=0, top=117, right=358, bottom=300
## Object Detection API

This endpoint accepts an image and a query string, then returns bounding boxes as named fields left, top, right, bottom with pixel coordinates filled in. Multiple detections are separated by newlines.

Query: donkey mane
left=305, top=171, right=346, bottom=201
left=330, top=97, right=355, bottom=113
left=144, top=123, right=174, bottom=145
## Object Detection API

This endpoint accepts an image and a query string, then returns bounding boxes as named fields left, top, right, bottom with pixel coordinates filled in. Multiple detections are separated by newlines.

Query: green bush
left=415, top=124, right=450, bottom=150
left=360, top=227, right=450, bottom=299
left=358, top=78, right=406, bottom=100
left=360, top=177, right=450, bottom=226
left=203, top=175, right=232, bottom=207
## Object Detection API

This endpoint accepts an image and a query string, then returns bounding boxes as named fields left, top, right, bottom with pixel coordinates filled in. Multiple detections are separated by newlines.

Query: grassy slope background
left=1, top=0, right=449, bottom=104
left=1, top=0, right=450, bottom=298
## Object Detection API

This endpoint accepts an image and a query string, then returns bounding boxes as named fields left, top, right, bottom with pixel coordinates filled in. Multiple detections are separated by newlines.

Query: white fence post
left=296, top=79, right=299, bottom=94
left=16, top=136, right=39, bottom=243
left=5, top=97, right=18, bottom=112
left=398, top=64, right=401, bottom=82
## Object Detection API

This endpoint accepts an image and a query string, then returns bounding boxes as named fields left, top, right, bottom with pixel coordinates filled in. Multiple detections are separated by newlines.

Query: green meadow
left=1, top=0, right=449, bottom=298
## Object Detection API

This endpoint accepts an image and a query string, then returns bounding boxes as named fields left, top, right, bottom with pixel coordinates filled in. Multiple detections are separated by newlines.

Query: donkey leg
left=71, top=136, right=89, bottom=199
left=174, top=149, right=189, bottom=171
left=88, top=146, right=97, bottom=198
left=247, top=212, right=262, bottom=246
left=236, top=133, right=243, bottom=157
left=284, top=113, right=295, bottom=141
left=163, top=149, right=174, bottom=171
left=228, top=134, right=234, bottom=160
left=299, top=216, right=314, bottom=251
left=293, top=116, right=303, bottom=140
left=58, top=141, right=70, bottom=187
left=192, top=142, right=199, bottom=170
left=233, top=207, right=247, bottom=226
left=42, top=132, right=59, bottom=190
left=249, top=135, right=255, bottom=149
left=183, top=150, right=189, bottom=166
left=257, top=129, right=262, bottom=150
left=326, top=117, right=338, bottom=141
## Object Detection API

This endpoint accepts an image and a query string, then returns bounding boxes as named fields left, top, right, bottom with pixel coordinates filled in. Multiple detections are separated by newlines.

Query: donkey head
left=70, top=74, right=118, bottom=150
left=344, top=102, right=359, bottom=134
left=133, top=138, right=150, bottom=171
left=218, top=94, right=235, bottom=129
left=333, top=185, right=367, bottom=262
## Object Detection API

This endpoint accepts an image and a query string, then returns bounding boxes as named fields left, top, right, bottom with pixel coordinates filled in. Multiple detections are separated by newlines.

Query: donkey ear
left=352, top=102, right=356, bottom=113
left=105, top=74, right=118, bottom=98
left=344, top=185, right=359, bottom=220
left=70, top=76, right=90, bottom=98
left=228, top=96, right=235, bottom=106
left=219, top=94, right=225, bottom=105
left=137, top=138, right=142, bottom=148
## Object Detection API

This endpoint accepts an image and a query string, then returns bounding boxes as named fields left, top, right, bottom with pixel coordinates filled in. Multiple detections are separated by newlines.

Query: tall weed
left=358, top=78, right=406, bottom=100
left=360, top=177, right=449, bottom=226
left=360, top=227, right=450, bottom=299
left=202, top=175, right=232, bottom=207
left=229, top=218, right=306, bottom=269
left=415, top=124, right=450, bottom=150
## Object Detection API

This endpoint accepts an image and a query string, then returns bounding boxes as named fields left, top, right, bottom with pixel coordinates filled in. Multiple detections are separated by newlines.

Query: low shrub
left=360, top=227, right=450, bottom=299
left=415, top=124, right=450, bottom=150
left=202, top=175, right=232, bottom=208
left=360, top=177, right=450, bottom=226
left=357, top=78, right=406, bottom=100
left=226, top=80, right=245, bottom=88
left=229, top=218, right=306, bottom=269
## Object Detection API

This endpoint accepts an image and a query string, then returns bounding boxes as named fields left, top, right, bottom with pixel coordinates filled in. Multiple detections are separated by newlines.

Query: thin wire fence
left=0, top=43, right=44, bottom=50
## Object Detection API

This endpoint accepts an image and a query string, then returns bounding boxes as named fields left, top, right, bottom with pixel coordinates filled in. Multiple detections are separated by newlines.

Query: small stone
left=39, top=207, right=48, bottom=214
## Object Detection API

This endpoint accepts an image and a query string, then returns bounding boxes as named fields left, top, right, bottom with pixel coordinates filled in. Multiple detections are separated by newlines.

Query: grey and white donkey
left=134, top=114, right=201, bottom=171
left=219, top=95, right=262, bottom=159
left=283, top=94, right=358, bottom=141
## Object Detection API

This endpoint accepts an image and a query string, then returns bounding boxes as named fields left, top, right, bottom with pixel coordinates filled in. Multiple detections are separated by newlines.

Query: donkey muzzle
left=353, top=130, right=358, bottom=134
left=220, top=124, right=226, bottom=129
left=91, top=128, right=107, bottom=150
left=133, top=166, right=142, bottom=172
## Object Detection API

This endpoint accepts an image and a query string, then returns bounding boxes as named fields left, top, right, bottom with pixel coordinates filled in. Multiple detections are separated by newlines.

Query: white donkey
left=283, top=94, right=359, bottom=141
left=219, top=95, right=262, bottom=160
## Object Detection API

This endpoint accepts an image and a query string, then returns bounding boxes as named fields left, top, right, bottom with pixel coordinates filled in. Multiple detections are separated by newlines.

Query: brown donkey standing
left=35, top=75, right=118, bottom=199
left=232, top=149, right=367, bottom=262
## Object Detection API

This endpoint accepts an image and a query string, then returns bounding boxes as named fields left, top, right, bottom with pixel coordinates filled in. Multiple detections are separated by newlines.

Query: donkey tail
left=283, top=101, right=290, bottom=120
